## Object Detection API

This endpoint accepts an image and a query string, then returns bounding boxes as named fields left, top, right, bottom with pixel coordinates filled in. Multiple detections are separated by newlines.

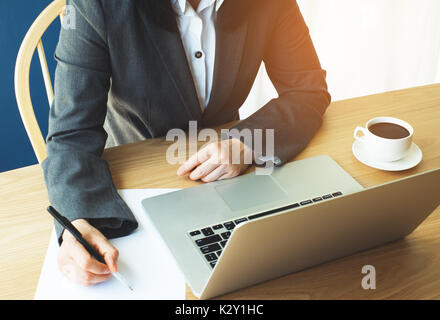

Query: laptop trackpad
left=214, top=175, right=287, bottom=211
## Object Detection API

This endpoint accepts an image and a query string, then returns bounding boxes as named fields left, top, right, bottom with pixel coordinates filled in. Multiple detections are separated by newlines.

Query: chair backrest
left=14, top=0, right=66, bottom=163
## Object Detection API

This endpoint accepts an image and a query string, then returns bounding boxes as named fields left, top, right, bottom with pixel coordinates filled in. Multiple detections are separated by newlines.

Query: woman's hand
left=177, top=138, right=253, bottom=182
left=57, top=219, right=119, bottom=286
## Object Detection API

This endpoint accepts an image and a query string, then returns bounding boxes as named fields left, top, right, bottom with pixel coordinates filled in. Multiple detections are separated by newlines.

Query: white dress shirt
left=171, top=0, right=225, bottom=109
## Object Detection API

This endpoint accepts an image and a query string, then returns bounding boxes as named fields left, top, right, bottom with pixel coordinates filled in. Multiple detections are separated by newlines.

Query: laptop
left=141, top=155, right=440, bottom=299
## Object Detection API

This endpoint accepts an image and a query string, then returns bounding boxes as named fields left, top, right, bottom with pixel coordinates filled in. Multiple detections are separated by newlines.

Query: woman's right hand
left=57, top=219, right=119, bottom=286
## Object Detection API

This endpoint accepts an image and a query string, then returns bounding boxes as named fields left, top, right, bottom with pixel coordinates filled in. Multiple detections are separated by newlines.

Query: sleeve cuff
left=55, top=217, right=138, bottom=246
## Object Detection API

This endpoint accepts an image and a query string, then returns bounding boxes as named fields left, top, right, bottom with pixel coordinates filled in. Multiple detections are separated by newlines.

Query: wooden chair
left=14, top=0, right=66, bottom=163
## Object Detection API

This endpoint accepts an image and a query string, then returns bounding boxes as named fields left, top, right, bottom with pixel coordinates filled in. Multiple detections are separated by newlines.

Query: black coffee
left=368, top=122, right=410, bottom=139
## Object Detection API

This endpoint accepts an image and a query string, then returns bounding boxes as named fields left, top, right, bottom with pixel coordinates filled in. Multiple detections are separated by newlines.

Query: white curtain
left=240, top=0, right=440, bottom=119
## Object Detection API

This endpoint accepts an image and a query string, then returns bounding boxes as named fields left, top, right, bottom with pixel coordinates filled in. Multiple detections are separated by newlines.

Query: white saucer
left=352, top=140, right=422, bottom=171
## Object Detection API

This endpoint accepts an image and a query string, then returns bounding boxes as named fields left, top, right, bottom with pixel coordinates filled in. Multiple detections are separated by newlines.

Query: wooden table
left=1, top=84, right=439, bottom=300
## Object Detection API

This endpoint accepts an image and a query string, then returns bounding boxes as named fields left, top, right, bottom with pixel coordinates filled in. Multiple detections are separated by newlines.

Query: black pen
left=46, top=206, right=133, bottom=291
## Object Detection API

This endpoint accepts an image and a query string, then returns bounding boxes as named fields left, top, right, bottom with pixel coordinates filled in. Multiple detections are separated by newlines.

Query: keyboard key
left=300, top=200, right=313, bottom=206
left=224, top=221, right=235, bottom=230
left=234, top=217, right=248, bottom=225
left=189, top=230, right=201, bottom=237
left=201, top=227, right=214, bottom=236
left=205, top=253, right=217, bottom=262
left=221, top=231, right=231, bottom=240
left=312, top=197, right=323, bottom=202
left=195, top=234, right=222, bottom=247
left=210, top=261, right=217, bottom=268
left=200, top=243, right=221, bottom=254
left=332, top=191, right=343, bottom=197
left=220, top=240, right=227, bottom=248
left=322, top=194, right=333, bottom=199
left=212, top=224, right=223, bottom=230
left=216, top=250, right=222, bottom=257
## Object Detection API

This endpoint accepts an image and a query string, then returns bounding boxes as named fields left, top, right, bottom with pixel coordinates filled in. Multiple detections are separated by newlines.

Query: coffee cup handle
left=354, top=126, right=367, bottom=143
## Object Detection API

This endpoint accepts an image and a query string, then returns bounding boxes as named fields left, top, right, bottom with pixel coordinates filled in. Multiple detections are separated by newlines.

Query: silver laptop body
left=141, top=155, right=440, bottom=299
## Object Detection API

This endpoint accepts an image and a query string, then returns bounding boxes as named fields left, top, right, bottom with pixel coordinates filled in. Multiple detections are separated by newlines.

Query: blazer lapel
left=203, top=2, right=249, bottom=121
left=134, top=2, right=202, bottom=120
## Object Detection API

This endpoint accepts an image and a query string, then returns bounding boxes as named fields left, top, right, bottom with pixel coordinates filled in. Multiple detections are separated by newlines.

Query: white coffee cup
left=353, top=117, right=413, bottom=162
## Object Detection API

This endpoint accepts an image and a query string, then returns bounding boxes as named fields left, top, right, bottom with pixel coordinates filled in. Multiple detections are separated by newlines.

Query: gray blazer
left=42, top=0, right=331, bottom=243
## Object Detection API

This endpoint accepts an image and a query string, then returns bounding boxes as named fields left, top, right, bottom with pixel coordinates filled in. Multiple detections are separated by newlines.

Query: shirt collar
left=172, top=0, right=224, bottom=15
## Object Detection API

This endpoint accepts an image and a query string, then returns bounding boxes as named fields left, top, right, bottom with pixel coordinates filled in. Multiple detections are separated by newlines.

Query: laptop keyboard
left=187, top=191, right=343, bottom=269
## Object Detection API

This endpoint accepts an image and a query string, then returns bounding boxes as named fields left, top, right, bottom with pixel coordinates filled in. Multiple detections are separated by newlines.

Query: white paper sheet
left=34, top=189, right=186, bottom=300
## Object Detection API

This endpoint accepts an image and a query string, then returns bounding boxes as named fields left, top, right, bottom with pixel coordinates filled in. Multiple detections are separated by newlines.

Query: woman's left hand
left=177, top=138, right=254, bottom=182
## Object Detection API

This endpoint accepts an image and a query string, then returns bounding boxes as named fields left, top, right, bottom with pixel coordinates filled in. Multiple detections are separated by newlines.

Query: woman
left=43, top=0, right=330, bottom=286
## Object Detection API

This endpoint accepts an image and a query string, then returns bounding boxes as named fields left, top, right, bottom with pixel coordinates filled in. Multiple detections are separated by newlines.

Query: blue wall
left=0, top=0, right=59, bottom=172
